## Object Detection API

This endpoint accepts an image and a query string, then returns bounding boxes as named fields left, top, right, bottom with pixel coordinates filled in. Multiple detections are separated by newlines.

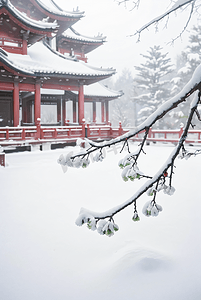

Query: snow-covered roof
left=84, top=82, right=122, bottom=98
left=0, top=41, right=115, bottom=79
left=70, top=82, right=122, bottom=100
left=36, top=0, right=84, bottom=18
left=1, top=0, right=59, bottom=31
left=61, top=27, right=106, bottom=44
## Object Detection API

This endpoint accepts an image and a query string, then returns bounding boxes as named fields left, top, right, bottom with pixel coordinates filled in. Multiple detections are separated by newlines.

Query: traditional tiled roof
left=84, top=82, right=123, bottom=99
left=36, top=0, right=84, bottom=18
left=41, top=83, right=122, bottom=100
left=61, top=27, right=106, bottom=44
left=0, top=41, right=115, bottom=79
left=69, top=82, right=122, bottom=100
left=0, top=0, right=59, bottom=31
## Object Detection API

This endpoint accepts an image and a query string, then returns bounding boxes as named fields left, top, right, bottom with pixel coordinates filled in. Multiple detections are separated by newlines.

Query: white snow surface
left=1, top=143, right=201, bottom=300
left=1, top=42, right=114, bottom=77
left=83, top=82, right=122, bottom=97
left=62, top=27, right=106, bottom=43
left=37, top=0, right=84, bottom=16
left=7, top=0, right=58, bottom=29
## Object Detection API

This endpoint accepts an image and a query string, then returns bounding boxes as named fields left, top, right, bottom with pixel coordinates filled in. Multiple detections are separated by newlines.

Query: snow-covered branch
left=127, top=0, right=197, bottom=41
left=57, top=1, right=201, bottom=237
left=74, top=90, right=201, bottom=236
left=115, top=0, right=140, bottom=10
left=58, top=63, right=201, bottom=236
left=70, top=63, right=201, bottom=154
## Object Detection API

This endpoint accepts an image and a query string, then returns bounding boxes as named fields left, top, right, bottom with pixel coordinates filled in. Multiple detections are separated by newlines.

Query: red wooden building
left=57, top=26, right=106, bottom=63
left=2, top=0, right=200, bottom=159
left=0, top=0, right=122, bottom=150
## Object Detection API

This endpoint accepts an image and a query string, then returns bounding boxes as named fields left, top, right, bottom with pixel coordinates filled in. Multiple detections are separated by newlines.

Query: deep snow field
left=1, top=142, right=201, bottom=300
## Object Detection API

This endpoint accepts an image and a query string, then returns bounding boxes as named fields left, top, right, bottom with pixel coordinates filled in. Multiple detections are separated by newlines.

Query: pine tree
left=133, top=45, right=174, bottom=128
left=173, top=25, right=201, bottom=93
left=170, top=25, right=201, bottom=128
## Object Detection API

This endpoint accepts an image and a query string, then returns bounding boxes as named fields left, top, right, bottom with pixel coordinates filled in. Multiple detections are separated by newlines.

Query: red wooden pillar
left=13, top=80, right=19, bottom=127
left=78, top=85, right=84, bottom=124
left=57, top=99, right=61, bottom=124
left=34, top=81, right=41, bottom=125
left=62, top=99, right=66, bottom=126
left=93, top=102, right=96, bottom=123
left=101, top=101, right=105, bottom=123
left=73, top=100, right=77, bottom=123
left=22, top=39, right=27, bottom=55
left=105, top=101, right=109, bottom=124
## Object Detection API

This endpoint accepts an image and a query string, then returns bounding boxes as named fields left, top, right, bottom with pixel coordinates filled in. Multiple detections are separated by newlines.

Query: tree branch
left=71, top=65, right=201, bottom=157
left=127, top=0, right=196, bottom=41
left=168, top=0, right=196, bottom=45
left=75, top=90, right=201, bottom=231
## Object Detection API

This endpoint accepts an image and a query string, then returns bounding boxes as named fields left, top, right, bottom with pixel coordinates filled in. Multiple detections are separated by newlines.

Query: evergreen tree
left=133, top=45, right=174, bottom=128
left=170, top=25, right=201, bottom=128
left=173, top=25, right=201, bottom=93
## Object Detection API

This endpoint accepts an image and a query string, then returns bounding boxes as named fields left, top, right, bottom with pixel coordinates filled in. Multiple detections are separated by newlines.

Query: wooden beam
left=0, top=82, right=14, bottom=90
left=19, top=83, right=35, bottom=91
left=41, top=83, right=79, bottom=91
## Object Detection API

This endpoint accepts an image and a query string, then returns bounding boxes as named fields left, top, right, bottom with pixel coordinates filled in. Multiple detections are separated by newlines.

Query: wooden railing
left=130, top=127, right=201, bottom=144
left=0, top=124, right=84, bottom=142
left=0, top=122, right=201, bottom=146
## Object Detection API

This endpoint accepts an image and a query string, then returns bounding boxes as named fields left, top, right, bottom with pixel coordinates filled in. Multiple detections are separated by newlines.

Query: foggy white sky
left=57, top=0, right=198, bottom=79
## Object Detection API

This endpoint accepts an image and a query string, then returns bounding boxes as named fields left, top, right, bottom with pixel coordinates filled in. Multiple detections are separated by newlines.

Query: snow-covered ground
left=1, top=142, right=201, bottom=300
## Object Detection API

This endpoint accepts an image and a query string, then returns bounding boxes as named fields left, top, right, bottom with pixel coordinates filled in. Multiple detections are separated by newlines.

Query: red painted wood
left=22, top=39, right=27, bottom=55
left=0, top=82, right=14, bottom=90
left=1, top=126, right=201, bottom=146
left=0, top=153, right=5, bottom=167
left=0, top=62, right=20, bottom=76
left=42, top=83, right=79, bottom=91
left=19, top=83, right=35, bottom=91
left=1, top=7, right=53, bottom=37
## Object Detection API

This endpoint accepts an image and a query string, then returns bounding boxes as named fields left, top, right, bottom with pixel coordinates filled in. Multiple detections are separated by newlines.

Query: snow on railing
left=0, top=123, right=201, bottom=145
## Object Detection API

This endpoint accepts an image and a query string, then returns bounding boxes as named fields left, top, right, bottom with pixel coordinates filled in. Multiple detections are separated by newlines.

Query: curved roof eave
left=1, top=0, right=59, bottom=32
left=34, top=0, right=84, bottom=19
left=0, top=42, right=116, bottom=80
left=60, top=27, right=106, bottom=44
left=84, top=82, right=123, bottom=98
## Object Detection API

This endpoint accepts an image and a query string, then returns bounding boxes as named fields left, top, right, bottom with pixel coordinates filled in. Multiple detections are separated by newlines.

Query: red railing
left=0, top=123, right=201, bottom=146
left=129, top=127, right=201, bottom=144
